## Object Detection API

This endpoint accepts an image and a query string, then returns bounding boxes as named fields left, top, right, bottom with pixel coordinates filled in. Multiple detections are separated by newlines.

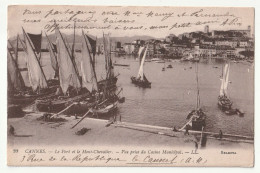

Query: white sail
left=223, top=63, right=230, bottom=96
left=23, top=29, right=48, bottom=91
left=56, top=29, right=81, bottom=94
left=138, top=46, right=145, bottom=63
left=220, top=63, right=230, bottom=96
left=137, top=47, right=148, bottom=80
left=81, top=32, right=98, bottom=92
left=103, top=34, right=114, bottom=79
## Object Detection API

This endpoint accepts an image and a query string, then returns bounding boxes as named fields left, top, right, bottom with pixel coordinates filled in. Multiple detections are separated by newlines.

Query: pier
left=8, top=113, right=253, bottom=148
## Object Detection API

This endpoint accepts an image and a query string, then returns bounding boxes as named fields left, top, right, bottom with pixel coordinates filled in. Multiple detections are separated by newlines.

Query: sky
left=8, top=6, right=254, bottom=39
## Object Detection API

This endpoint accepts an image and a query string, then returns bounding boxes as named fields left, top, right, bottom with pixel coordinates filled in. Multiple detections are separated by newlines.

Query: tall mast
left=7, top=43, right=26, bottom=89
left=196, top=62, right=200, bottom=110
left=93, top=36, right=97, bottom=70
left=103, top=32, right=109, bottom=78
left=39, top=31, right=42, bottom=61
left=15, top=34, right=19, bottom=61
left=17, top=35, right=26, bottom=52
left=72, top=21, right=76, bottom=58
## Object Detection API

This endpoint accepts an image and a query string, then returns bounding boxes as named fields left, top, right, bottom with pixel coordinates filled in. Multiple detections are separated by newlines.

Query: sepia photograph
left=6, top=5, right=254, bottom=167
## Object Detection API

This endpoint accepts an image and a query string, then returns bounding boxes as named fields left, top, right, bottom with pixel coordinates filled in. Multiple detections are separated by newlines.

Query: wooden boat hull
left=113, top=63, right=130, bottom=67
left=35, top=93, right=91, bottom=114
left=192, top=119, right=206, bottom=131
left=91, top=101, right=118, bottom=115
left=218, top=97, right=232, bottom=111
left=225, top=109, right=245, bottom=116
left=8, top=104, right=25, bottom=118
left=98, top=76, right=118, bottom=91
left=131, top=77, right=151, bottom=88
left=8, top=85, right=58, bottom=106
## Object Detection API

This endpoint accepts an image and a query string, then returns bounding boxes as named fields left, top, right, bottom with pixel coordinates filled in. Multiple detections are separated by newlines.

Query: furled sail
left=55, top=28, right=81, bottom=94
left=23, top=28, right=48, bottom=91
left=7, top=47, right=25, bottom=91
left=103, top=34, right=114, bottom=79
left=46, top=33, right=58, bottom=78
left=137, top=47, right=148, bottom=80
left=220, top=63, right=230, bottom=96
left=81, top=31, right=98, bottom=92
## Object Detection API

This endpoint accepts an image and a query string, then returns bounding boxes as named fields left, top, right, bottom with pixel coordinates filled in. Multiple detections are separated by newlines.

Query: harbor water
left=17, top=52, right=254, bottom=136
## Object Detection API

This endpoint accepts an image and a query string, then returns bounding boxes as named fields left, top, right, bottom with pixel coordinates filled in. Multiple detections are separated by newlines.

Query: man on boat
left=184, top=125, right=191, bottom=135
left=55, top=87, right=62, bottom=96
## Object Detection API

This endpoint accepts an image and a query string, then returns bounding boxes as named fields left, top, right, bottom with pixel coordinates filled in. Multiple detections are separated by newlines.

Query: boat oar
left=50, top=102, right=76, bottom=119
left=71, top=109, right=92, bottom=129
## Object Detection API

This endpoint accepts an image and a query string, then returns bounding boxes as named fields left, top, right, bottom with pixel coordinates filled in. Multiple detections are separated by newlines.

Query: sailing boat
left=131, top=46, right=151, bottom=88
left=90, top=33, right=122, bottom=116
left=8, top=29, right=58, bottom=106
left=35, top=28, right=90, bottom=113
left=98, top=33, right=118, bottom=91
left=186, top=63, right=206, bottom=131
left=218, top=63, right=232, bottom=111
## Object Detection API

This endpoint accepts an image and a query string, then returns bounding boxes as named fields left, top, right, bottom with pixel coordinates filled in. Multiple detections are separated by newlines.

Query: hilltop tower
left=204, top=25, right=209, bottom=33
left=247, top=25, right=251, bottom=37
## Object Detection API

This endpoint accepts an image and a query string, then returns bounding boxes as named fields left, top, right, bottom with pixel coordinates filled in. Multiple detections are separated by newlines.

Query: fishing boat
left=89, top=33, right=123, bottom=115
left=113, top=63, right=130, bottom=67
left=131, top=46, right=151, bottom=88
left=151, top=58, right=160, bottom=61
left=186, top=63, right=206, bottom=131
left=8, top=29, right=58, bottom=106
left=155, top=60, right=165, bottom=63
left=218, top=63, right=233, bottom=111
left=90, top=101, right=118, bottom=115
left=35, top=28, right=91, bottom=113
left=167, top=64, right=173, bottom=68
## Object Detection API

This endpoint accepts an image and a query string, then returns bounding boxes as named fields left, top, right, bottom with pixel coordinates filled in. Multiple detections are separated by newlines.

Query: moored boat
left=8, top=29, right=58, bottom=107
left=151, top=58, right=160, bottom=61
left=35, top=27, right=90, bottom=113
left=90, top=101, right=118, bottom=115
left=167, top=64, right=173, bottom=68
left=113, top=63, right=130, bottom=67
left=218, top=63, right=233, bottom=111
left=186, top=63, right=206, bottom=131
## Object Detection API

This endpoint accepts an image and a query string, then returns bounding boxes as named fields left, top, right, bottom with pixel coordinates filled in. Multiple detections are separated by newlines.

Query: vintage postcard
left=7, top=5, right=254, bottom=166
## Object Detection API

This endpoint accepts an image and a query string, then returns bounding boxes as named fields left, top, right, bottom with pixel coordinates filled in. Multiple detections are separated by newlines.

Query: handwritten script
left=19, top=7, right=243, bottom=33
left=17, top=148, right=207, bottom=165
